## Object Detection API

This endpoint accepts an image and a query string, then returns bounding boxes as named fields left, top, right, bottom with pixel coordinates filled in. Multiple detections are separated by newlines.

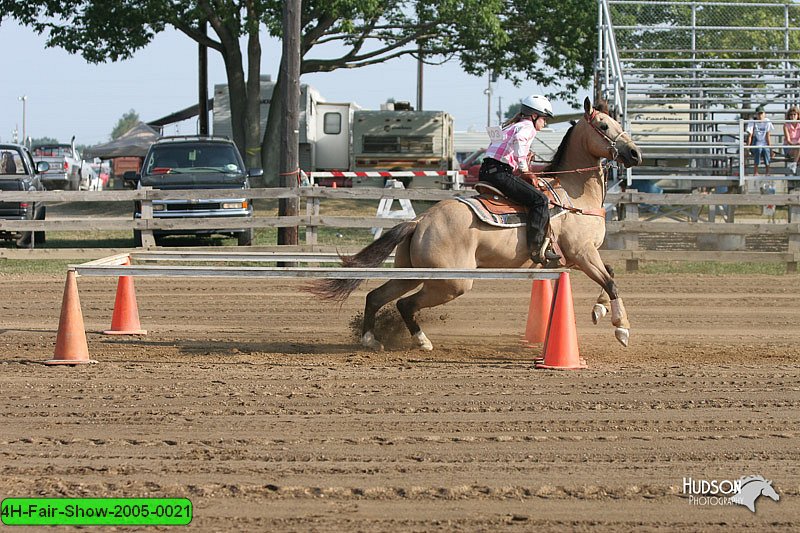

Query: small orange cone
left=331, top=180, right=337, bottom=189
left=535, top=272, right=587, bottom=370
left=103, top=260, right=146, bottom=335
left=521, top=279, right=554, bottom=345
left=45, top=270, right=96, bottom=365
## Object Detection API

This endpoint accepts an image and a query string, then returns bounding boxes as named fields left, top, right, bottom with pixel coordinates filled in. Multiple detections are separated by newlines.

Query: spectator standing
left=783, top=106, right=800, bottom=175
left=746, top=105, right=774, bottom=176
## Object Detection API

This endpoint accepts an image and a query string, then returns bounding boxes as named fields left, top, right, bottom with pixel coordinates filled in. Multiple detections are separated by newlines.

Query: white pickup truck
left=31, top=137, right=100, bottom=191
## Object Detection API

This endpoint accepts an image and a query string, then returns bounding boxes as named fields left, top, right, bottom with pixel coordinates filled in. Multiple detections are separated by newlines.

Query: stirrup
left=531, top=238, right=561, bottom=266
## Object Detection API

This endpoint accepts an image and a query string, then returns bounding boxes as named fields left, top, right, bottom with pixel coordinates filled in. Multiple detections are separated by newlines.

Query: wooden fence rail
left=1, top=188, right=799, bottom=270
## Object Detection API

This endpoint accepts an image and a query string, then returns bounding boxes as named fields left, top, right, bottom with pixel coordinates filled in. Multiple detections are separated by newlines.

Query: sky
left=0, top=19, right=580, bottom=147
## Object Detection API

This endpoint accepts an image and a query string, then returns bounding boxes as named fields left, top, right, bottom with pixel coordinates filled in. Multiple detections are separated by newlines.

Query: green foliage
left=1, top=0, right=600, bottom=176
left=269, top=0, right=597, bottom=104
left=28, top=136, right=60, bottom=147
left=505, top=102, right=522, bottom=120
left=0, top=1, right=168, bottom=63
left=111, top=110, right=141, bottom=140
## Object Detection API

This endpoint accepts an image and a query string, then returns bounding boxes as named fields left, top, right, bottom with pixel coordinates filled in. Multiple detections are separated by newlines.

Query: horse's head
left=579, top=97, right=642, bottom=168
left=760, top=481, right=780, bottom=502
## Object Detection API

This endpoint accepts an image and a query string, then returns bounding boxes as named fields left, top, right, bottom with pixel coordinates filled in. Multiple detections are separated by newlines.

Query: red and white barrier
left=308, top=170, right=468, bottom=190
left=310, top=170, right=466, bottom=178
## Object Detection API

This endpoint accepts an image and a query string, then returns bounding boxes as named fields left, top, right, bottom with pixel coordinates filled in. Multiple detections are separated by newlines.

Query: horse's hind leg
left=592, top=264, right=614, bottom=324
left=362, top=279, right=421, bottom=351
left=397, top=279, right=473, bottom=351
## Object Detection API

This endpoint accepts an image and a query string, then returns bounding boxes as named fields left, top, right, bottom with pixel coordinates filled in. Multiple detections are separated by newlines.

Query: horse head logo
left=730, top=475, right=780, bottom=513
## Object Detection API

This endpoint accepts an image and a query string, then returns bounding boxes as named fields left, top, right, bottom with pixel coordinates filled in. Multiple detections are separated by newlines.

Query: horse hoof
left=615, top=327, right=630, bottom=347
left=591, top=304, right=608, bottom=324
left=361, top=332, right=384, bottom=351
left=413, top=331, right=434, bottom=351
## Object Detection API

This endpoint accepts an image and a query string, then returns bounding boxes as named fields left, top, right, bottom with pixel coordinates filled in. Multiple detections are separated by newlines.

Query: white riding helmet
left=521, top=94, right=554, bottom=118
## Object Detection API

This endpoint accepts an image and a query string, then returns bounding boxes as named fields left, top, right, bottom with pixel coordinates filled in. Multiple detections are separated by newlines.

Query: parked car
left=31, top=137, right=99, bottom=191
left=0, top=143, right=49, bottom=248
left=460, top=148, right=486, bottom=186
left=124, top=136, right=262, bottom=246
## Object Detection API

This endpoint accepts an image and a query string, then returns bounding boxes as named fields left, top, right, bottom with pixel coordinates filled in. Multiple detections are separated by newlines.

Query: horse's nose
left=626, top=148, right=642, bottom=167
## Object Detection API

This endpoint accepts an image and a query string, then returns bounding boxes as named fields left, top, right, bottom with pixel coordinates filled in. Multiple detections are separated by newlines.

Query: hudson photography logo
left=682, top=475, right=780, bottom=512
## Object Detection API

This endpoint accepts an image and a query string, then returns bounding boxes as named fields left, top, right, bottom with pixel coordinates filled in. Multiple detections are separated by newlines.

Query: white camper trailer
left=213, top=77, right=358, bottom=173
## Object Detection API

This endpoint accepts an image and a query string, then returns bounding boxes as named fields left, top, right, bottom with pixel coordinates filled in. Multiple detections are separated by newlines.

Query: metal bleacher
left=596, top=0, right=800, bottom=194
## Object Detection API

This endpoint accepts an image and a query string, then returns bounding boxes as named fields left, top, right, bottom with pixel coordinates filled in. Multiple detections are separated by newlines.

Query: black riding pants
left=479, top=158, right=550, bottom=250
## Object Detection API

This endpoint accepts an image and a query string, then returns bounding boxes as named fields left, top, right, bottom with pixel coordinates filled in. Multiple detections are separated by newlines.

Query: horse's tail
left=307, top=219, right=419, bottom=302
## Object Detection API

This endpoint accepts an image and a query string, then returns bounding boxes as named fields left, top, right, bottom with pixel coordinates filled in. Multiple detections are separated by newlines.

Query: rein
left=537, top=165, right=602, bottom=176
left=537, top=161, right=614, bottom=220
left=524, top=108, right=626, bottom=218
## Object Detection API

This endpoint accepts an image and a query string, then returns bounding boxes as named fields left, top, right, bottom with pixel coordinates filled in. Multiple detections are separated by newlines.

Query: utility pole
left=484, top=72, right=493, bottom=127
left=278, top=0, right=301, bottom=246
left=496, top=96, right=503, bottom=125
left=416, top=51, right=424, bottom=111
left=198, top=21, right=209, bottom=135
left=18, top=96, right=27, bottom=147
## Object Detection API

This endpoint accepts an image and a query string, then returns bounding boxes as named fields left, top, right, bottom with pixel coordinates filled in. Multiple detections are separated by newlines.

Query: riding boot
left=526, top=217, right=546, bottom=264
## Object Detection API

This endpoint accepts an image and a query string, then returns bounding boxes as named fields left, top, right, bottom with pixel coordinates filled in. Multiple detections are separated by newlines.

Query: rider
left=478, top=94, right=559, bottom=265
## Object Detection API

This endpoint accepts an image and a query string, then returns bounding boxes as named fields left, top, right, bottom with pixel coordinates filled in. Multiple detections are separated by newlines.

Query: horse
left=309, top=97, right=642, bottom=351
left=730, top=475, right=780, bottom=512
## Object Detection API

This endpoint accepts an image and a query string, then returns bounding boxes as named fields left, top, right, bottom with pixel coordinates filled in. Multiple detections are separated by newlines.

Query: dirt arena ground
left=1, top=269, right=799, bottom=531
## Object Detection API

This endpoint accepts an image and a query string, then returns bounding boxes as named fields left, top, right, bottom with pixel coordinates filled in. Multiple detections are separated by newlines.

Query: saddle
left=457, top=172, right=603, bottom=266
left=459, top=173, right=564, bottom=228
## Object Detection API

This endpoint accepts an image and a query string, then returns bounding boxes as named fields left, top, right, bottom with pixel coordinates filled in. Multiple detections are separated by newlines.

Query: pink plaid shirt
left=484, top=118, right=536, bottom=172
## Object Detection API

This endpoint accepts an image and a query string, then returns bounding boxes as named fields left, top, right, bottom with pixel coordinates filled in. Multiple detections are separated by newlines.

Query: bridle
left=584, top=108, right=629, bottom=162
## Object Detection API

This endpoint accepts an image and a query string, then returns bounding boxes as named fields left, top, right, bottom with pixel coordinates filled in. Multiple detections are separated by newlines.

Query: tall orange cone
left=535, top=272, right=587, bottom=370
left=103, top=260, right=147, bottom=335
left=521, top=279, right=554, bottom=345
left=45, top=270, right=96, bottom=365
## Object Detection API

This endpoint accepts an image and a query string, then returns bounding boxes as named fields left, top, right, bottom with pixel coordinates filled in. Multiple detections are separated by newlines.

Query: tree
left=28, top=137, right=60, bottom=148
left=0, top=1, right=598, bottom=184
left=0, top=0, right=265, bottom=170
left=505, top=102, right=522, bottom=121
left=111, top=110, right=141, bottom=140
left=259, top=0, right=598, bottom=183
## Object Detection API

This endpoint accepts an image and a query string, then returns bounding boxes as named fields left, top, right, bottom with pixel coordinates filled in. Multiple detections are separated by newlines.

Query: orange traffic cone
left=521, top=279, right=554, bottom=346
left=535, top=272, right=587, bottom=370
left=103, top=261, right=146, bottom=335
left=45, top=270, right=96, bottom=365
left=331, top=180, right=337, bottom=189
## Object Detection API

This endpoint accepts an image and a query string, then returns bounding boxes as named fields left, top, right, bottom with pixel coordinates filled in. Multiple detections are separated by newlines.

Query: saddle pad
left=456, top=195, right=526, bottom=228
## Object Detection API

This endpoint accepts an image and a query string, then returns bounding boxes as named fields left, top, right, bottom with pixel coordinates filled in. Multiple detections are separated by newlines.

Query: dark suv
left=125, top=136, right=262, bottom=246
left=0, top=143, right=49, bottom=248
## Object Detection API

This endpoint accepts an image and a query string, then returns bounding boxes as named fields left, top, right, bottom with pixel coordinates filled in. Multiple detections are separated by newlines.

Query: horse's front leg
left=592, top=264, right=615, bottom=324
left=574, top=252, right=630, bottom=346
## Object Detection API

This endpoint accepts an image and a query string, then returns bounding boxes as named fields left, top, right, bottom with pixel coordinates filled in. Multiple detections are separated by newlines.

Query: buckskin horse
left=309, top=97, right=642, bottom=351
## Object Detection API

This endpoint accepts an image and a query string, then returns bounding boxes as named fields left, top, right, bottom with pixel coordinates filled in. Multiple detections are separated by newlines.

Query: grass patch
left=0, top=259, right=74, bottom=275
left=635, top=261, right=792, bottom=275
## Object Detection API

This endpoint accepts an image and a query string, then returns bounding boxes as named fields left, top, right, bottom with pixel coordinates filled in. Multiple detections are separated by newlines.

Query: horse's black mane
left=544, top=124, right=576, bottom=173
